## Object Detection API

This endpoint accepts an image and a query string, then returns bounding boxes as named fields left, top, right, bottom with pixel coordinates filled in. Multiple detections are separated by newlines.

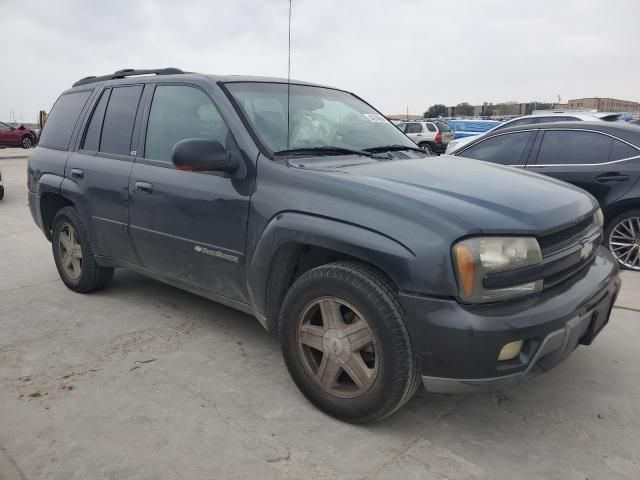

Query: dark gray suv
left=28, top=68, right=621, bottom=423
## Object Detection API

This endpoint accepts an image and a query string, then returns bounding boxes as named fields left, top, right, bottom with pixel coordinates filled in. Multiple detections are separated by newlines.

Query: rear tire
left=605, top=209, right=640, bottom=271
left=0, top=186, right=4, bottom=200
left=279, top=261, right=420, bottom=423
left=419, top=142, right=433, bottom=155
left=52, top=206, right=114, bottom=292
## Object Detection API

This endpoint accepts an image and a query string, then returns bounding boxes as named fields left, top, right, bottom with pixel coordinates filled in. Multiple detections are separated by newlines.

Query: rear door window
left=81, top=89, right=110, bottom=151
left=99, top=85, right=143, bottom=156
left=425, top=123, right=437, bottom=132
left=536, top=130, right=612, bottom=165
left=38, top=90, right=91, bottom=150
left=459, top=131, right=536, bottom=165
left=404, top=123, right=422, bottom=134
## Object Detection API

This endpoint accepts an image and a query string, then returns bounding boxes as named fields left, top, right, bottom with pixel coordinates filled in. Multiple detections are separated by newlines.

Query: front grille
left=538, top=216, right=594, bottom=255
left=538, top=215, right=602, bottom=289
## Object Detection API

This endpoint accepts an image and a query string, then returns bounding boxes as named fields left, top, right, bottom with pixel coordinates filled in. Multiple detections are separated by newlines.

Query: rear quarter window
left=38, top=90, right=92, bottom=150
left=610, top=139, right=639, bottom=161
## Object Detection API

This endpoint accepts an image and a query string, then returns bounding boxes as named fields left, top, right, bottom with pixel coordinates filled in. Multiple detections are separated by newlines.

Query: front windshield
left=225, top=82, right=417, bottom=154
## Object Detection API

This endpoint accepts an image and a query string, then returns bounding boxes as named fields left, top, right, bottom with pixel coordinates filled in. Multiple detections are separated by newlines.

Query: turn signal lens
left=595, top=208, right=604, bottom=228
left=454, top=243, right=475, bottom=297
left=498, top=340, right=524, bottom=361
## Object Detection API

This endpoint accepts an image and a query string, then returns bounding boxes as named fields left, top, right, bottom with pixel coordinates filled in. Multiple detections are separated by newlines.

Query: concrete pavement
left=1, top=154, right=639, bottom=479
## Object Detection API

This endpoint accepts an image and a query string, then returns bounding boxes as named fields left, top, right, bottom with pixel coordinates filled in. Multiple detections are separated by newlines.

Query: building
left=566, top=97, right=640, bottom=113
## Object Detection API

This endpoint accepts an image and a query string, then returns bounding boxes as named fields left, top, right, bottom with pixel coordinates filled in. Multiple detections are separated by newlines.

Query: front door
left=526, top=129, right=640, bottom=209
left=128, top=83, right=253, bottom=302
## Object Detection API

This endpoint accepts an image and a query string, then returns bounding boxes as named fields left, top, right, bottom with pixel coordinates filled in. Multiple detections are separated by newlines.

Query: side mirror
left=171, top=138, right=239, bottom=173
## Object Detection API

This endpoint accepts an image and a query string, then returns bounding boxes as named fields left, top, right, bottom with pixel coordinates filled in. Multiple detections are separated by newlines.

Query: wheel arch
left=40, top=192, right=74, bottom=240
left=247, top=212, right=415, bottom=331
left=603, top=197, right=640, bottom=229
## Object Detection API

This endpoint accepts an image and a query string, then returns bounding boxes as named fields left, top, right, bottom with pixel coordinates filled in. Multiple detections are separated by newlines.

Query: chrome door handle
left=70, top=168, right=84, bottom=179
left=135, top=181, right=153, bottom=194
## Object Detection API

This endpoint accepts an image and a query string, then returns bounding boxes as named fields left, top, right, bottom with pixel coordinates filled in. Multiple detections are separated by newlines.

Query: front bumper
left=399, top=246, right=620, bottom=393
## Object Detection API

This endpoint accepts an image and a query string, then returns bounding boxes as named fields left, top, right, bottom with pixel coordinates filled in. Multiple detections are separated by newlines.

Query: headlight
left=453, top=236, right=543, bottom=303
left=594, top=208, right=604, bottom=228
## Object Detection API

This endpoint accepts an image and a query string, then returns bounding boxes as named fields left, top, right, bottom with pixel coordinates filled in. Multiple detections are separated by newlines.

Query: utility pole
left=406, top=105, right=409, bottom=121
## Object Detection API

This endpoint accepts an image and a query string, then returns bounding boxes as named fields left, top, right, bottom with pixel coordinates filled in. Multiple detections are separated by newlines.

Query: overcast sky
left=1, top=0, right=639, bottom=122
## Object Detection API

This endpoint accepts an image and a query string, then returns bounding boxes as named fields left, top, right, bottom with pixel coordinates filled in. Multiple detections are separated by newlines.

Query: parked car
left=446, top=119, right=502, bottom=140
left=446, top=112, right=621, bottom=154
left=395, top=120, right=454, bottom=154
left=453, top=121, right=640, bottom=270
left=29, top=68, right=620, bottom=422
left=0, top=121, right=37, bottom=149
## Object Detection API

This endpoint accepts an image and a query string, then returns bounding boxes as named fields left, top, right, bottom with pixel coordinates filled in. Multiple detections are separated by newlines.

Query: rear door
left=65, top=84, right=144, bottom=263
left=403, top=122, right=424, bottom=144
left=525, top=129, right=640, bottom=209
left=127, top=82, right=253, bottom=302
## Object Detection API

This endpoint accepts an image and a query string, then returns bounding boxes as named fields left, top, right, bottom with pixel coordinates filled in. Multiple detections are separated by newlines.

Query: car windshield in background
left=225, top=82, right=418, bottom=155
left=435, top=121, right=451, bottom=132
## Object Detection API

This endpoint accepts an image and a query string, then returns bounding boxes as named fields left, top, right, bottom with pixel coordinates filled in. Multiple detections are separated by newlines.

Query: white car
left=396, top=120, right=455, bottom=154
left=445, top=111, right=621, bottom=154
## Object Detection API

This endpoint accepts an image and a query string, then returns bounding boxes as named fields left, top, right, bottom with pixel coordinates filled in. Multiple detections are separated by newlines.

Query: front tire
left=279, top=262, right=420, bottom=423
left=605, top=209, right=640, bottom=271
left=21, top=135, right=33, bottom=149
left=52, top=206, right=114, bottom=292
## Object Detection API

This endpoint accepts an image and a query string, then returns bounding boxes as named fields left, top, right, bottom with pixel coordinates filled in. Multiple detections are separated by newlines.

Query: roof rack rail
left=72, top=67, right=185, bottom=87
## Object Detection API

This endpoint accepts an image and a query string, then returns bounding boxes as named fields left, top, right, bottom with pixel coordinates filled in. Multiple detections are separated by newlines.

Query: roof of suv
left=71, top=67, right=330, bottom=90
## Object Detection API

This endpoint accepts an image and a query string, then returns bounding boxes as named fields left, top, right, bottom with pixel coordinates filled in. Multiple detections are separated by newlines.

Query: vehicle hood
left=319, top=155, right=597, bottom=235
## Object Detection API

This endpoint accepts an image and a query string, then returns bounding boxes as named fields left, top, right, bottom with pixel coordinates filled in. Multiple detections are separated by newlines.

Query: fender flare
left=36, top=173, right=64, bottom=196
left=246, top=212, right=416, bottom=321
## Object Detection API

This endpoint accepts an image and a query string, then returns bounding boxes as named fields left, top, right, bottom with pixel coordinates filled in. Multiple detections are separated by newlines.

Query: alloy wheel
left=609, top=216, right=640, bottom=270
left=58, top=223, right=83, bottom=279
left=296, top=297, right=379, bottom=399
left=22, top=136, right=32, bottom=148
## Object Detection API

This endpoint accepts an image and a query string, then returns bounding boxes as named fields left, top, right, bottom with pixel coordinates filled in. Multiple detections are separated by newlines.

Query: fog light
left=498, top=340, right=523, bottom=361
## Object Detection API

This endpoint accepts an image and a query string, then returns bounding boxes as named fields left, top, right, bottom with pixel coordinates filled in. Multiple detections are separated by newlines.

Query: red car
left=0, top=121, right=36, bottom=149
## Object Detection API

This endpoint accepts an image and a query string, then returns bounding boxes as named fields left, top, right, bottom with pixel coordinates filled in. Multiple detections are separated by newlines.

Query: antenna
left=287, top=0, right=292, bottom=149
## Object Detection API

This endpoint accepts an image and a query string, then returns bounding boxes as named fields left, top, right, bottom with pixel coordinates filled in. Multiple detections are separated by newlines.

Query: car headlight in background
left=595, top=208, right=604, bottom=228
left=453, top=236, right=543, bottom=304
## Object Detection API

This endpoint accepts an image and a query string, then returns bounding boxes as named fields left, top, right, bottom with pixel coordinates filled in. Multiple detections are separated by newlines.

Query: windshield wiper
left=274, top=146, right=373, bottom=157
left=363, top=144, right=425, bottom=153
